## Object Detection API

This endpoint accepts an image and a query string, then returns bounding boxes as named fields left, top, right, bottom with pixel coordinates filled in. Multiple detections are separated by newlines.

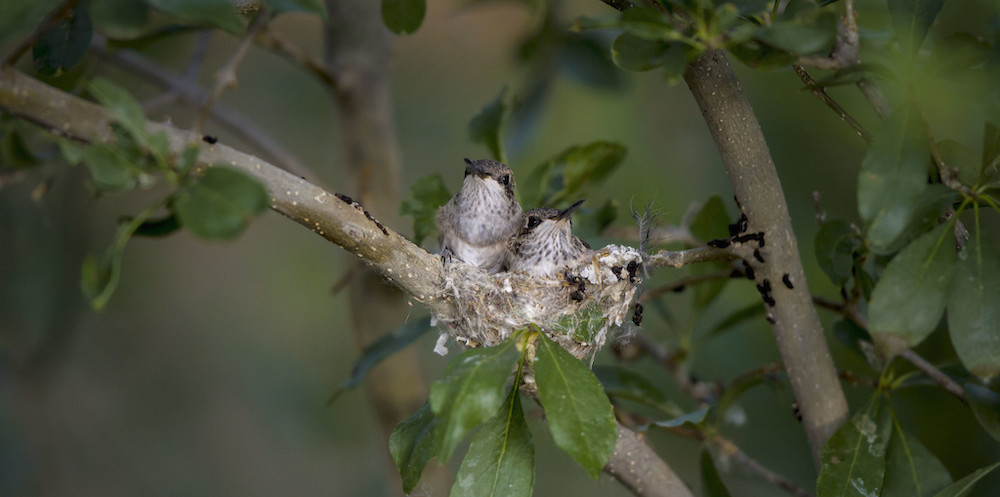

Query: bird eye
left=499, top=174, right=510, bottom=186
left=526, top=216, right=542, bottom=229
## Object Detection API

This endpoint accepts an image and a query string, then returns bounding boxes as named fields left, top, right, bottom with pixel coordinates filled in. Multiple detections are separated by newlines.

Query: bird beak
left=464, top=158, right=485, bottom=177
left=555, top=199, right=585, bottom=221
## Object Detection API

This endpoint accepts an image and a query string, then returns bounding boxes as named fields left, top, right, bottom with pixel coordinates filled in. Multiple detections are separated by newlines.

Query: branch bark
left=683, top=50, right=848, bottom=463
left=0, top=67, right=694, bottom=496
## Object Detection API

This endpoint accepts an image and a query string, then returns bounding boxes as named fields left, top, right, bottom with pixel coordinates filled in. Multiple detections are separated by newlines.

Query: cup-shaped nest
left=434, top=245, right=643, bottom=360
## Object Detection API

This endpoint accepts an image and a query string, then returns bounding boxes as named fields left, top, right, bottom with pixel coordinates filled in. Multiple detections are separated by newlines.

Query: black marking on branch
left=632, top=302, right=644, bottom=326
left=708, top=238, right=731, bottom=249
left=782, top=273, right=793, bottom=289
left=753, top=249, right=765, bottom=263
left=202, top=135, right=218, bottom=144
left=742, top=260, right=755, bottom=281
left=335, top=192, right=390, bottom=236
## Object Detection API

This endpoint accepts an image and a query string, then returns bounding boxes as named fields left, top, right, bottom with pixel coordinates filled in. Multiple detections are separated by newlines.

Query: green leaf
left=145, top=0, right=245, bottom=34
left=947, top=230, right=1000, bottom=381
left=575, top=199, right=619, bottom=238
left=882, top=418, right=953, bottom=497
left=815, top=220, right=864, bottom=286
left=32, top=3, right=92, bottom=76
left=869, top=224, right=957, bottom=355
left=888, top=0, right=945, bottom=57
left=936, top=140, right=980, bottom=191
left=858, top=103, right=932, bottom=251
left=964, top=383, right=1000, bottom=443
left=521, top=141, right=626, bottom=208
left=689, top=195, right=731, bottom=309
left=88, top=77, right=150, bottom=146
left=560, top=33, right=624, bottom=91
left=712, top=367, right=779, bottom=425
left=328, top=316, right=433, bottom=405
left=652, top=408, right=709, bottom=429
left=390, top=402, right=443, bottom=494
left=534, top=331, right=617, bottom=479
left=931, top=461, right=1000, bottom=497
left=172, top=166, right=269, bottom=240
left=593, top=365, right=682, bottom=417
left=59, top=141, right=139, bottom=192
left=133, top=213, right=181, bottom=237
left=451, top=393, right=535, bottom=497
left=833, top=319, right=874, bottom=359
left=704, top=302, right=766, bottom=338
left=81, top=205, right=157, bottom=310
left=89, top=0, right=150, bottom=40
left=399, top=174, right=451, bottom=246
left=982, top=122, right=1000, bottom=182
left=619, top=7, right=678, bottom=41
left=816, top=397, right=892, bottom=497
left=469, top=87, right=511, bottom=164
left=0, top=124, right=41, bottom=170
left=612, top=32, right=670, bottom=72
left=264, top=0, right=327, bottom=18
left=755, top=11, right=837, bottom=55
left=700, top=449, right=733, bottom=497
left=430, top=336, right=521, bottom=461
left=381, top=0, right=425, bottom=35
left=0, top=0, right=62, bottom=47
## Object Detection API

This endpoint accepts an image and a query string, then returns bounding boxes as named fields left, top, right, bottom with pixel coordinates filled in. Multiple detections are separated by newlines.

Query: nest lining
left=432, top=244, right=643, bottom=360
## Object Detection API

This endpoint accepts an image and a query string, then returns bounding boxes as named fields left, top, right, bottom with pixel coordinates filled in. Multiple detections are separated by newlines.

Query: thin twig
left=646, top=246, right=745, bottom=270
left=898, top=349, right=967, bottom=401
left=640, top=268, right=736, bottom=302
left=711, top=436, right=816, bottom=497
left=255, top=27, right=338, bottom=89
left=1, top=0, right=83, bottom=67
left=89, top=36, right=313, bottom=179
left=793, top=65, right=871, bottom=143
left=194, top=11, right=271, bottom=133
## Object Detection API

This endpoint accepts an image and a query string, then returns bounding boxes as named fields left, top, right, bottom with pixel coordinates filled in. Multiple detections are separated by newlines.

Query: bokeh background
left=2, top=0, right=998, bottom=495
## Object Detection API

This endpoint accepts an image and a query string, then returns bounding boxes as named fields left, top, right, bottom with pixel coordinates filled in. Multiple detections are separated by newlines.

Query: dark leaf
left=381, top=0, right=425, bottom=35
left=534, top=331, right=617, bottom=479
left=328, top=316, right=433, bottom=405
left=689, top=195, right=731, bottom=309
left=172, top=166, right=269, bottom=240
left=390, top=402, right=443, bottom=494
left=146, top=0, right=245, bottom=34
left=704, top=302, right=766, bottom=338
left=0, top=124, right=42, bottom=170
left=713, top=367, right=780, bottom=425
left=815, top=220, right=864, bottom=286
left=0, top=0, right=62, bottom=47
left=947, top=230, right=1000, bottom=381
left=982, top=121, right=1000, bottom=182
left=964, top=383, right=1000, bottom=443
left=612, top=32, right=670, bottom=72
left=755, top=11, right=837, bottom=56
left=451, top=393, right=535, bottom=497
left=133, top=213, right=181, bottom=237
left=559, top=33, right=624, bottom=91
left=869, top=224, right=957, bottom=356
left=521, top=141, right=626, bottom=208
left=399, top=174, right=451, bottom=246
left=858, top=103, right=931, bottom=251
left=469, top=87, right=511, bottom=163
left=575, top=199, right=618, bottom=238
left=593, top=365, right=682, bottom=416
left=833, top=319, right=873, bottom=359
left=619, top=7, right=681, bottom=41
left=930, top=462, right=1000, bottom=497
left=882, top=418, right=953, bottom=497
left=430, top=335, right=521, bottom=461
left=32, top=3, right=92, bottom=76
left=888, top=0, right=945, bottom=57
left=816, top=397, right=892, bottom=497
left=936, top=139, right=980, bottom=191
left=701, top=448, right=733, bottom=497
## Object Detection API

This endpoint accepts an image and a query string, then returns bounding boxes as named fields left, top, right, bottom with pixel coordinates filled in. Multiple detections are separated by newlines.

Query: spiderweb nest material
left=433, top=245, right=643, bottom=361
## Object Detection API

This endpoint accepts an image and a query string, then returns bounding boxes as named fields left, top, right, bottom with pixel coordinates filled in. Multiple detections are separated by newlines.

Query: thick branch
left=606, top=423, right=694, bottom=497
left=684, top=50, right=848, bottom=464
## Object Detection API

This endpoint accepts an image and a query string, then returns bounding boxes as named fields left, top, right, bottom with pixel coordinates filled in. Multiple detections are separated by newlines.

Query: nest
left=433, top=245, right=643, bottom=360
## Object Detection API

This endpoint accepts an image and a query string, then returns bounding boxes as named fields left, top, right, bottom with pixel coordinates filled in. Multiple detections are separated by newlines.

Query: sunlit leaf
left=882, top=418, right=953, bottom=497
left=964, top=383, right=1000, bottom=442
left=816, top=397, right=892, bottom=497
left=172, top=166, right=269, bottom=240
left=469, top=87, right=511, bottom=163
left=858, top=103, right=931, bottom=251
left=534, top=331, right=617, bottom=479
left=888, top=0, right=945, bottom=57
left=451, top=393, right=534, bottom=497
left=701, top=448, right=733, bottom=497
left=328, top=316, right=434, bottom=405
left=390, top=402, right=443, bottom=494
left=32, top=3, right=92, bottom=76
left=146, top=0, right=245, bottom=34
left=430, top=336, right=521, bottom=461
left=869, top=224, right=957, bottom=355
left=931, top=461, right=1000, bottom=497
left=947, top=230, right=1000, bottom=381
left=382, top=0, right=425, bottom=35
left=400, top=174, right=451, bottom=246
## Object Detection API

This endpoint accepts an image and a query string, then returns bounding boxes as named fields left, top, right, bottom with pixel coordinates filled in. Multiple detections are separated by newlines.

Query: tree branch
left=683, top=50, right=848, bottom=464
left=792, top=65, right=871, bottom=143
left=606, top=423, right=694, bottom=497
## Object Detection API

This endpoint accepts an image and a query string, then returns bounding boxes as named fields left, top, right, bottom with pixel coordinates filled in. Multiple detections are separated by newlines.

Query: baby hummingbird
left=506, top=199, right=591, bottom=277
left=436, top=158, right=523, bottom=273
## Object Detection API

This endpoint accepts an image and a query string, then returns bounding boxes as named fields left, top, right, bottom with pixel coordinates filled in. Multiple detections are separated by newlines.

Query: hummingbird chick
left=436, top=158, right=523, bottom=273
left=506, top=199, right=591, bottom=277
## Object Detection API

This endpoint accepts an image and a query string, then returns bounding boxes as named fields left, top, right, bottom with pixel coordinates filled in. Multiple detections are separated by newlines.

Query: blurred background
left=1, top=0, right=998, bottom=495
